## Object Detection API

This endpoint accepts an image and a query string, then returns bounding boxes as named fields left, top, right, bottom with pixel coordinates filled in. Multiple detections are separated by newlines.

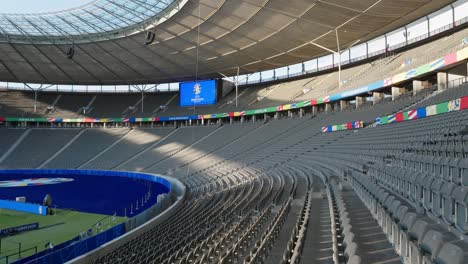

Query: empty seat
left=453, top=185, right=468, bottom=234
left=433, top=243, right=464, bottom=264
left=419, top=230, right=443, bottom=264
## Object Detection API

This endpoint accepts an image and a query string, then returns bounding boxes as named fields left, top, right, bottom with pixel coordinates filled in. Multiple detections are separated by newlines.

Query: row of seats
left=351, top=173, right=466, bottom=264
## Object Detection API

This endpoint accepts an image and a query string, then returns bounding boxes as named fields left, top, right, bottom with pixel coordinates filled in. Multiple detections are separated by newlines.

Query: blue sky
left=2, top=0, right=92, bottom=13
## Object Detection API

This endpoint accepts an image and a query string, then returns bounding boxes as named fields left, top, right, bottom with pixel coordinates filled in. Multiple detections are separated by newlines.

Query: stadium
left=0, top=0, right=467, bottom=263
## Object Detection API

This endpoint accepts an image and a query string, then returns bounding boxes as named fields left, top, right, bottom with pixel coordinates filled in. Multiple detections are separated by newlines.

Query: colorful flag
left=417, top=107, right=427, bottom=118
left=395, top=112, right=404, bottom=122
left=322, top=127, right=328, bottom=133
left=405, top=69, right=417, bottom=79
left=444, top=53, right=457, bottom=65
left=447, top=99, right=460, bottom=112
left=388, top=114, right=396, bottom=123
left=384, top=77, right=393, bottom=86
left=408, top=109, right=418, bottom=120
left=426, top=105, right=437, bottom=116
left=428, top=57, right=445, bottom=72
left=436, top=102, right=448, bottom=114
left=461, top=96, right=468, bottom=110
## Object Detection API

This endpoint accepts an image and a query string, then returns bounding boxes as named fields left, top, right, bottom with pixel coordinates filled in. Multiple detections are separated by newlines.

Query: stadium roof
left=0, top=0, right=456, bottom=85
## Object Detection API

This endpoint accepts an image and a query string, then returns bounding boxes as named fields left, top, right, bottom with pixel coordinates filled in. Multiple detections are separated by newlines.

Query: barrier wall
left=0, top=199, right=47, bottom=216
left=15, top=223, right=126, bottom=264
left=0, top=46, right=467, bottom=125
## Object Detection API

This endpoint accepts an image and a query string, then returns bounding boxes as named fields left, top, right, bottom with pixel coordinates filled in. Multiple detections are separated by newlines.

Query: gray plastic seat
left=433, top=243, right=464, bottom=264
left=347, top=254, right=361, bottom=264
left=420, top=230, right=443, bottom=262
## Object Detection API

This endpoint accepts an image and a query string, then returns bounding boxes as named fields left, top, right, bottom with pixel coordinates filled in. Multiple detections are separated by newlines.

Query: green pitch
left=0, top=209, right=127, bottom=263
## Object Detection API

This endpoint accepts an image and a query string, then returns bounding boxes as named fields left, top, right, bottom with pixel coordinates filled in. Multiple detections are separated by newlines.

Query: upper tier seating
left=1, top=27, right=467, bottom=119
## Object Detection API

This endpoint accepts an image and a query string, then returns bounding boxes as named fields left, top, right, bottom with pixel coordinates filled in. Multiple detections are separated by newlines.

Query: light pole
left=310, top=33, right=360, bottom=92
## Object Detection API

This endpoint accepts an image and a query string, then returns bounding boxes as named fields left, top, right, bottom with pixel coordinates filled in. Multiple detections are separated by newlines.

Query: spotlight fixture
left=66, top=46, right=75, bottom=59
left=145, top=31, right=156, bottom=45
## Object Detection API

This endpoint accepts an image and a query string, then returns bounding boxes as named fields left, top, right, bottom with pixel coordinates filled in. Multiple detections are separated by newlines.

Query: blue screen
left=180, top=80, right=217, bottom=107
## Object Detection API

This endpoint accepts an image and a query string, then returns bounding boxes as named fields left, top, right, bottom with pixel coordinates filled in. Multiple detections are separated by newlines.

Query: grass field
left=0, top=209, right=126, bottom=263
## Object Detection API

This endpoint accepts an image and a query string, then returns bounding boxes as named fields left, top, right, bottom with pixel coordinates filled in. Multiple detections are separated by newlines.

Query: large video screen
left=180, top=79, right=217, bottom=107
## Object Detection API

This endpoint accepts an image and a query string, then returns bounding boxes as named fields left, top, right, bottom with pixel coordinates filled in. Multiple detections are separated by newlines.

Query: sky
left=1, top=0, right=92, bottom=14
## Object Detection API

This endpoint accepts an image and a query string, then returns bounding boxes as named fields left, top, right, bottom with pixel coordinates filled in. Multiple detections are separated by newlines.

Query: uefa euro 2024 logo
left=193, top=83, right=202, bottom=95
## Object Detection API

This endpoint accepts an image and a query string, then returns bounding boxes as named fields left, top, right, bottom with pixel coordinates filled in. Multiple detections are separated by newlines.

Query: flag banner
left=6, top=117, right=47, bottom=122
left=407, top=109, right=418, bottom=120
left=0, top=117, right=5, bottom=122
left=447, top=99, right=460, bottom=112
left=444, top=53, right=457, bottom=65
left=215, top=113, right=228, bottom=118
left=405, top=69, right=417, bottom=79
left=427, top=57, right=445, bottom=72
left=376, top=96, right=467, bottom=126
left=47, top=118, right=62, bottom=123
left=426, top=105, right=437, bottom=116
left=266, top=107, right=277, bottom=113
left=392, top=72, right=406, bottom=85
left=354, top=121, right=364, bottom=128
left=436, top=102, right=449, bottom=114
left=461, top=96, right=468, bottom=110
left=322, top=121, right=364, bottom=133
left=296, top=101, right=305, bottom=108
left=457, top=46, right=468, bottom=61
left=244, top=110, right=257, bottom=116
left=395, top=112, right=404, bottom=122
left=384, top=76, right=393, bottom=86
left=417, top=107, right=427, bottom=119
